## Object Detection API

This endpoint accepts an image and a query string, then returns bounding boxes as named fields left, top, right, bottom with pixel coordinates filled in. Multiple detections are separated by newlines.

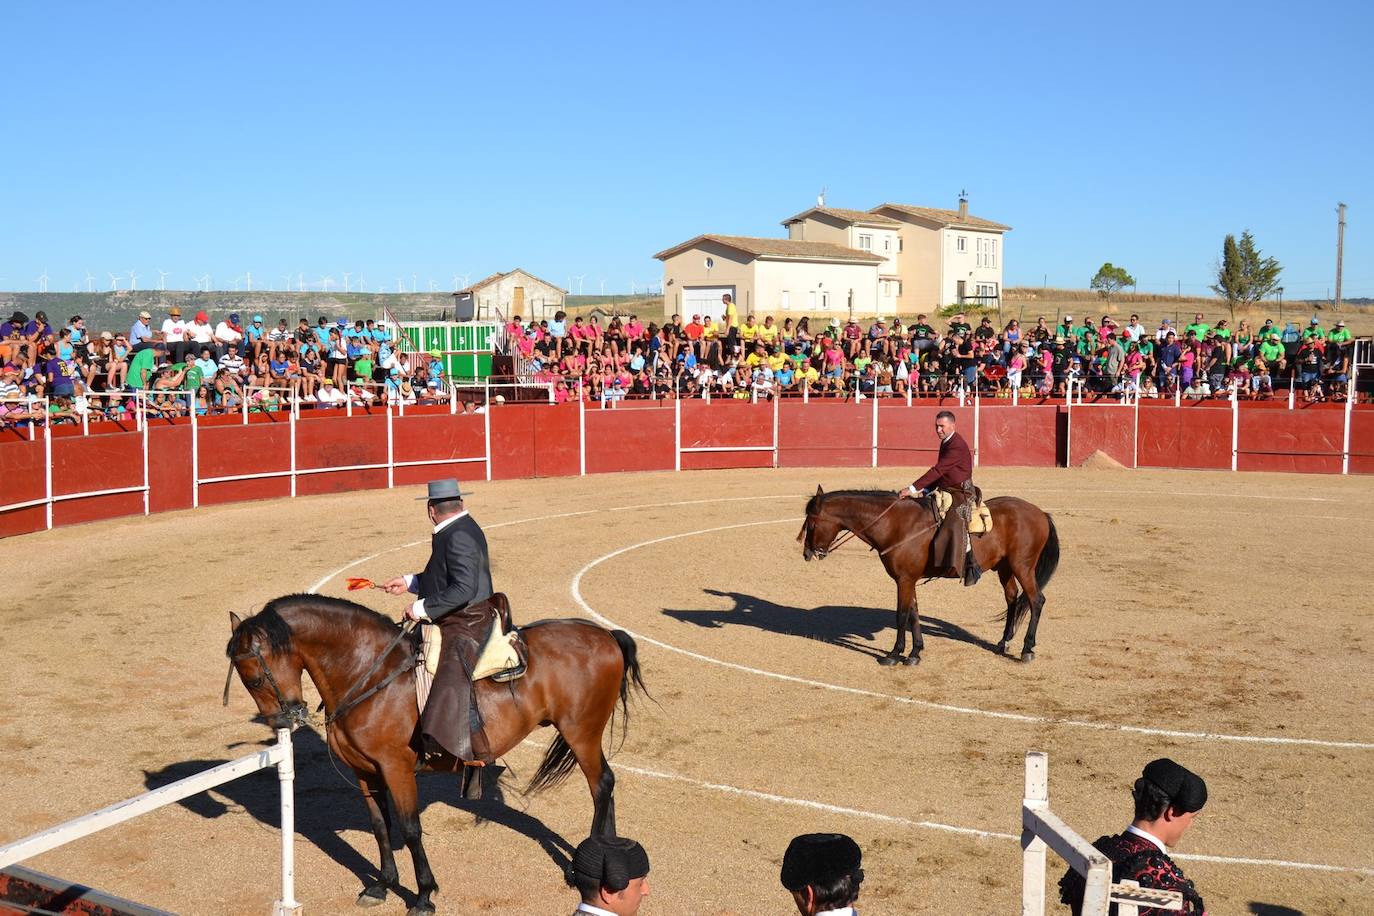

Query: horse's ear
left=815, top=484, right=824, bottom=497
left=229, top=611, right=242, bottom=632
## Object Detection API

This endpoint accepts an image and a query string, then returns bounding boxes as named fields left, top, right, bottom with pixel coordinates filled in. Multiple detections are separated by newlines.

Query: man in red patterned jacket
left=1059, top=757, right=1209, bottom=915
left=900, top=410, right=980, bottom=585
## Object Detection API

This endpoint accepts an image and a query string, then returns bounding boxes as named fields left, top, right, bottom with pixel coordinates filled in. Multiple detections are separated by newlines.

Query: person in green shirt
left=1184, top=312, right=1210, bottom=340
left=1328, top=320, right=1352, bottom=345
left=127, top=342, right=165, bottom=389
left=1258, top=337, right=1286, bottom=370
left=947, top=313, right=972, bottom=337
left=1302, top=317, right=1326, bottom=341
left=1072, top=318, right=1095, bottom=348
left=1054, top=315, right=1075, bottom=340
left=1212, top=319, right=1232, bottom=340
left=1257, top=319, right=1280, bottom=341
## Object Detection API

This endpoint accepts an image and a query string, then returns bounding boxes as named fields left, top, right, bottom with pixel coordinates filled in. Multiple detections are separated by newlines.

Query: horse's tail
left=1001, top=513, right=1059, bottom=630
left=608, top=629, right=650, bottom=752
left=525, top=628, right=649, bottom=797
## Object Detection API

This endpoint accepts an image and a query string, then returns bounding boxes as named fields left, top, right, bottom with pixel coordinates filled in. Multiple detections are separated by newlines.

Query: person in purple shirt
left=45, top=350, right=79, bottom=398
left=24, top=311, right=53, bottom=358
left=129, top=310, right=155, bottom=352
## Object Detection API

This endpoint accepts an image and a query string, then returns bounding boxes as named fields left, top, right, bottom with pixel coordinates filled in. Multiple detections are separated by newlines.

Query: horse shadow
left=144, top=725, right=575, bottom=903
left=1248, top=905, right=1303, bottom=916
left=662, top=588, right=1001, bottom=657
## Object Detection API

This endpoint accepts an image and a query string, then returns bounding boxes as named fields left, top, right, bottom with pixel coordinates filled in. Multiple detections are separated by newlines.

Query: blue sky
left=2, top=1, right=1370, bottom=299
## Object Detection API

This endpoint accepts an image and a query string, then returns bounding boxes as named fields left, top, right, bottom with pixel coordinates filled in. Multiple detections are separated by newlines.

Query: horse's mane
left=805, top=488, right=899, bottom=515
left=227, top=593, right=399, bottom=657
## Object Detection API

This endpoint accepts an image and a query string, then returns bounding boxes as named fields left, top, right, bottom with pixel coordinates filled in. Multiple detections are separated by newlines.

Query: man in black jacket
left=382, top=478, right=495, bottom=766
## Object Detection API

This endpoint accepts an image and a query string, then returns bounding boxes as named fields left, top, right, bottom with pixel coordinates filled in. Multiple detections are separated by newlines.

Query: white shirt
left=574, top=904, right=617, bottom=916
left=1126, top=824, right=1168, bottom=854
left=162, top=318, right=188, bottom=341
left=817, top=908, right=857, bottom=916
left=188, top=321, right=215, bottom=343
left=214, top=321, right=242, bottom=344
left=406, top=511, right=470, bottom=619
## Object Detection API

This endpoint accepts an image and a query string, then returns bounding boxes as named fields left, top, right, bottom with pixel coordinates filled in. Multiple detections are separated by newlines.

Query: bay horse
left=225, top=594, right=647, bottom=916
left=798, top=486, right=1059, bottom=666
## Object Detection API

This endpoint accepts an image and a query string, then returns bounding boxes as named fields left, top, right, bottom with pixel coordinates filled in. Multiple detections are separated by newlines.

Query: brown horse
left=798, top=487, right=1059, bottom=666
left=226, top=594, right=647, bottom=916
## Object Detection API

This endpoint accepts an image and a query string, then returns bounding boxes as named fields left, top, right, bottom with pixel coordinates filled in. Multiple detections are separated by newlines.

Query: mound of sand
left=1080, top=449, right=1128, bottom=470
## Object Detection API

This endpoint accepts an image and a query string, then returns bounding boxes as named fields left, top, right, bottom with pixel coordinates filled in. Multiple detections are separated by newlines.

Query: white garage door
left=681, top=286, right=735, bottom=322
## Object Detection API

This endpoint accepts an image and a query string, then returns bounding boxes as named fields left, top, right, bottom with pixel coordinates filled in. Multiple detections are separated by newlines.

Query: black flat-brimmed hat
left=417, top=478, right=463, bottom=501
left=781, top=833, right=862, bottom=891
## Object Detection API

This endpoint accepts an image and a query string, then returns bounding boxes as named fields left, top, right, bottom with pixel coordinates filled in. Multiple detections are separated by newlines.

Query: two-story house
left=780, top=207, right=904, bottom=313
left=870, top=197, right=1011, bottom=312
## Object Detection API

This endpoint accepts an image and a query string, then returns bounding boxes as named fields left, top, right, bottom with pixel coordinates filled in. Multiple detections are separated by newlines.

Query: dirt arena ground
left=2, top=466, right=1371, bottom=915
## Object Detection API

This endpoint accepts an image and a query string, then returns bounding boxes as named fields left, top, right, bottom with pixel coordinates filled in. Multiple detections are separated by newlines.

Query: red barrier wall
left=1236, top=407, right=1344, bottom=474
left=0, top=437, right=47, bottom=537
left=679, top=400, right=773, bottom=470
left=973, top=404, right=1060, bottom=468
left=1136, top=407, right=1231, bottom=470
left=1349, top=407, right=1374, bottom=476
left=584, top=404, right=675, bottom=474
left=779, top=401, right=871, bottom=467
left=3, top=400, right=1369, bottom=538
left=1067, top=405, right=1135, bottom=467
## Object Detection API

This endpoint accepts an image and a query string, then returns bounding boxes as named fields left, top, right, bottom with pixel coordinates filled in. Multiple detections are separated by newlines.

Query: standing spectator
left=1104, top=332, right=1126, bottom=390
left=1183, top=312, right=1210, bottom=340
left=780, top=833, right=864, bottom=916
left=720, top=293, right=738, bottom=332
left=1059, top=758, right=1208, bottom=916
left=162, top=307, right=190, bottom=364
left=1123, top=313, right=1146, bottom=343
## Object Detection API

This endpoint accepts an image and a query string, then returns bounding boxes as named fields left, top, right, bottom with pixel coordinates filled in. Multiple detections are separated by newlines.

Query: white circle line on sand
left=570, top=519, right=1374, bottom=752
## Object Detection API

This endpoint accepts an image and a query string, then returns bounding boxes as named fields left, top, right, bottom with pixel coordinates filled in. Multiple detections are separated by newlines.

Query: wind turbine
left=232, top=276, right=243, bottom=292
left=128, top=269, right=138, bottom=291
left=283, top=273, right=293, bottom=292
left=452, top=274, right=461, bottom=292
left=297, top=273, right=305, bottom=293
left=319, top=276, right=335, bottom=293
left=412, top=274, right=418, bottom=295
left=357, top=275, right=366, bottom=292
left=157, top=269, right=168, bottom=291
left=396, top=277, right=405, bottom=294
left=245, top=271, right=252, bottom=292
left=199, top=273, right=212, bottom=291
left=428, top=279, right=437, bottom=293
left=573, top=274, right=586, bottom=295
left=37, top=271, right=49, bottom=293
left=108, top=272, right=121, bottom=291
left=343, top=272, right=351, bottom=293
left=600, top=278, right=605, bottom=295
left=84, top=271, right=95, bottom=292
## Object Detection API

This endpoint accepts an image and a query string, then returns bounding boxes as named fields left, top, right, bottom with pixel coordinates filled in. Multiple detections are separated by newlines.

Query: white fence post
left=1231, top=385, right=1239, bottom=472
left=870, top=384, right=879, bottom=468
left=43, top=410, right=52, bottom=530
left=674, top=395, right=682, bottom=472
left=191, top=398, right=200, bottom=509
left=578, top=380, right=586, bottom=477
left=273, top=727, right=302, bottom=916
left=973, top=389, right=981, bottom=468
left=386, top=403, right=395, bottom=489
left=1022, top=751, right=1049, bottom=916
left=483, top=389, right=492, bottom=482
left=1343, top=367, right=1356, bottom=475
left=772, top=390, right=780, bottom=469
left=142, top=394, right=150, bottom=516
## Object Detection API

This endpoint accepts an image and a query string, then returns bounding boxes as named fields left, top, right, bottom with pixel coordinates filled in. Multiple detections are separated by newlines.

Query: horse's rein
left=810, top=495, right=905, bottom=556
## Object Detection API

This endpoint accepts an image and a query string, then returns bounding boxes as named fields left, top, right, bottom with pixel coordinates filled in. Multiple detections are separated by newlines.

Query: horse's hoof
left=356, top=887, right=387, bottom=908
left=406, top=906, right=436, bottom=916
left=877, top=654, right=901, bottom=667
left=1021, top=650, right=1035, bottom=664
left=902, top=654, right=921, bottom=667
left=996, top=641, right=1009, bottom=656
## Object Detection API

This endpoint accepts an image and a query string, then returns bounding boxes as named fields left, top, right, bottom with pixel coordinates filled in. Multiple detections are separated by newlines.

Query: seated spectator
left=566, top=835, right=650, bottom=915
left=780, top=833, right=864, bottom=916
left=1059, top=758, right=1208, bottom=916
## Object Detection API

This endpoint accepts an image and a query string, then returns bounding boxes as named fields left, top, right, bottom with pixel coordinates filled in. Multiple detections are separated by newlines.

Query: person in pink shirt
left=625, top=315, right=645, bottom=342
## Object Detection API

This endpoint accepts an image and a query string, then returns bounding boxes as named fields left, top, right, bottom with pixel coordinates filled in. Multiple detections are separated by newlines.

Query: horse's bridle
left=804, top=496, right=906, bottom=558
left=222, top=641, right=308, bottom=728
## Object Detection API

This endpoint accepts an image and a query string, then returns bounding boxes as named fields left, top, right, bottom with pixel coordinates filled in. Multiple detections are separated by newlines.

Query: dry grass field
left=1, top=467, right=1371, bottom=914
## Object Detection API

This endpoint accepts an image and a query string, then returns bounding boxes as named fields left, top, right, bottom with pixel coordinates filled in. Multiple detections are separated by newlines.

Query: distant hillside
left=0, top=290, right=463, bottom=335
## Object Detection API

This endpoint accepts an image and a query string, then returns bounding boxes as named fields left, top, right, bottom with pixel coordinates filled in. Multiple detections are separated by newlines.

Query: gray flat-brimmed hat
left=417, top=478, right=463, bottom=501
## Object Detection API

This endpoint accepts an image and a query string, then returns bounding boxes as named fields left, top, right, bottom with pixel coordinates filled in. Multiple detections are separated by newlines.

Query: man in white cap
left=382, top=479, right=501, bottom=776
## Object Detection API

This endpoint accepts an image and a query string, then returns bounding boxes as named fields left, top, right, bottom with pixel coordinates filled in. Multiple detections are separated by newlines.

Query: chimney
left=958, top=190, right=968, bottom=221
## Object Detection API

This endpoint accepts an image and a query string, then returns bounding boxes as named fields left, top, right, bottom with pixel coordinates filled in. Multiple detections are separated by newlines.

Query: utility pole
left=1334, top=202, right=1346, bottom=312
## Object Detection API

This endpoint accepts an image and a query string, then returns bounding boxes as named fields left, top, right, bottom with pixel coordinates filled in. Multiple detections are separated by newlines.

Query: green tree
left=1211, top=230, right=1282, bottom=319
left=1090, top=262, right=1136, bottom=300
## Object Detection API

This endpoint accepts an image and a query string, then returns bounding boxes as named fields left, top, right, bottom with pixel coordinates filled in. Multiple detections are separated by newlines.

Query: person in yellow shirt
left=702, top=317, right=718, bottom=341
left=767, top=348, right=787, bottom=372
left=722, top=294, right=739, bottom=331
left=798, top=363, right=820, bottom=390
left=745, top=343, right=767, bottom=369
left=758, top=315, right=780, bottom=346
left=740, top=314, right=759, bottom=347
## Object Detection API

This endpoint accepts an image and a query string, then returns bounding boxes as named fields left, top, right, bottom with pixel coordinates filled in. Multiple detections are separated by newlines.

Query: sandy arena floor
left=1, top=466, right=1371, bottom=915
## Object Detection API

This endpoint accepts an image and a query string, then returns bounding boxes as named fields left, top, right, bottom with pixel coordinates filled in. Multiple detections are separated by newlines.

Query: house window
left=781, top=290, right=790, bottom=310
left=895, top=280, right=902, bottom=296
left=956, top=236, right=967, bottom=253
left=705, top=256, right=715, bottom=270
left=991, top=239, right=998, bottom=268
left=897, top=236, right=903, bottom=253
left=858, top=234, right=872, bottom=251
left=883, top=237, right=891, bottom=252
left=821, top=291, right=830, bottom=309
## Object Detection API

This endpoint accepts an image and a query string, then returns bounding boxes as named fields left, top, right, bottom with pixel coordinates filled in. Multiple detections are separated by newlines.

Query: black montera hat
left=567, top=836, right=650, bottom=891
left=1143, top=758, right=1208, bottom=813
left=780, top=833, right=863, bottom=891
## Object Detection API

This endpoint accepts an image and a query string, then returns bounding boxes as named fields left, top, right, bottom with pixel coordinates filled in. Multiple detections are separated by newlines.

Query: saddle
left=931, top=488, right=993, bottom=535
left=421, top=593, right=527, bottom=684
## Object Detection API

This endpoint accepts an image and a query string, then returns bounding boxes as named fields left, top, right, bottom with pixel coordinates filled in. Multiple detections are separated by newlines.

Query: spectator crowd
left=506, top=297, right=1359, bottom=405
left=0, top=298, right=1361, bottom=427
left=0, top=307, right=458, bottom=426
